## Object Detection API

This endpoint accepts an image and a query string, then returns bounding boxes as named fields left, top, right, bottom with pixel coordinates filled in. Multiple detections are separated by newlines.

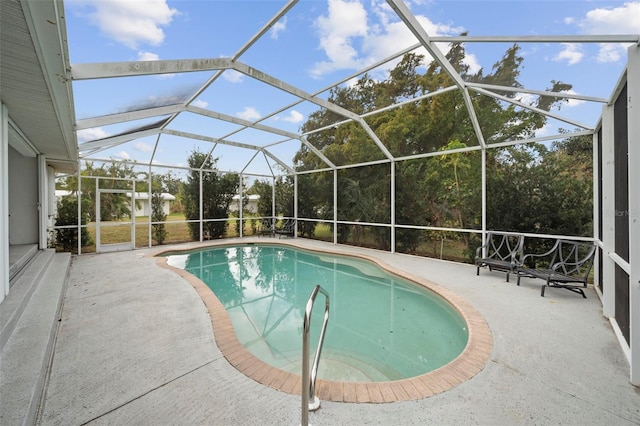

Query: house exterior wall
left=8, top=145, right=38, bottom=244
left=135, top=199, right=171, bottom=217
left=229, top=196, right=259, bottom=213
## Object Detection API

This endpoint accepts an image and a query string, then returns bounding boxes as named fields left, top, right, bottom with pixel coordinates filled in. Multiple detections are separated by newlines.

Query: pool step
left=277, top=349, right=404, bottom=382
left=0, top=250, right=71, bottom=426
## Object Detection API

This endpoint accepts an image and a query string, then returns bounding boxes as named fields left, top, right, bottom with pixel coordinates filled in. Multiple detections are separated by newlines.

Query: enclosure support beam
left=0, top=103, right=9, bottom=302
left=271, top=177, right=276, bottom=221
left=481, top=147, right=487, bottom=247
left=148, top=167, right=153, bottom=248
left=199, top=171, right=203, bottom=242
left=386, top=0, right=485, bottom=148
left=37, top=155, right=48, bottom=250
left=76, top=169, right=82, bottom=255
left=390, top=161, right=396, bottom=254
left=333, top=170, right=338, bottom=246
left=239, top=177, right=243, bottom=238
left=294, top=174, right=298, bottom=237
left=600, top=104, right=616, bottom=319
left=71, top=58, right=234, bottom=80
left=626, top=44, right=640, bottom=386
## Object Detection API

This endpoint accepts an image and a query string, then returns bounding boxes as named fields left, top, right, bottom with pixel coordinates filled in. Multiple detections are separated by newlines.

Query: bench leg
left=505, top=271, right=510, bottom=282
left=541, top=284, right=546, bottom=297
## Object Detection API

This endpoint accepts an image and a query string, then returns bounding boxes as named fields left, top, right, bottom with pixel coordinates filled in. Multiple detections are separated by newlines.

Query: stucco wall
left=8, top=145, right=38, bottom=244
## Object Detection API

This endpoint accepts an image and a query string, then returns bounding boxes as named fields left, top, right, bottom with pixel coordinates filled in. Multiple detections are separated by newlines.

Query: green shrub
left=55, top=196, right=93, bottom=253
left=151, top=192, right=167, bottom=244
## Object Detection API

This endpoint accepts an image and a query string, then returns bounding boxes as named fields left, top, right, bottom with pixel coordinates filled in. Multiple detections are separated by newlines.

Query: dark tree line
left=284, top=40, right=592, bottom=256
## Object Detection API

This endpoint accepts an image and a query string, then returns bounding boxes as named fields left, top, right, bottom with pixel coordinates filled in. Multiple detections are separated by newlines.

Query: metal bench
left=275, top=218, right=296, bottom=238
left=516, top=239, right=596, bottom=298
left=475, top=232, right=524, bottom=282
left=257, top=217, right=275, bottom=237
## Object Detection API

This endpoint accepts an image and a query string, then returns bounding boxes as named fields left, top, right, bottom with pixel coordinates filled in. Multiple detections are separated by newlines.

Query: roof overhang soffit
left=21, top=0, right=78, bottom=161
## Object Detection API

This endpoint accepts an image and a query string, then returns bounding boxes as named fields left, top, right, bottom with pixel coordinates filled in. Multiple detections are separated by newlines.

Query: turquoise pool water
left=166, top=244, right=468, bottom=382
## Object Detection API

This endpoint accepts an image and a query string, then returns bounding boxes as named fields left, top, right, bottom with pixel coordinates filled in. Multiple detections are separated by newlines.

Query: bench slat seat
left=516, top=239, right=596, bottom=298
left=257, top=218, right=275, bottom=237
left=475, top=232, right=524, bottom=282
left=274, top=218, right=296, bottom=238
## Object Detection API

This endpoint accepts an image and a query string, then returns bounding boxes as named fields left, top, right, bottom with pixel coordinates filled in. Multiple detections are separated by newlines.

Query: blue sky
left=63, top=0, right=640, bottom=178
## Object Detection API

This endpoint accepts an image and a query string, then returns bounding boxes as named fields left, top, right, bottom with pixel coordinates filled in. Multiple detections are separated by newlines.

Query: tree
left=54, top=196, right=93, bottom=252
left=151, top=192, right=167, bottom=244
left=183, top=150, right=239, bottom=240
left=485, top=134, right=593, bottom=256
left=275, top=175, right=294, bottom=218
left=142, top=171, right=184, bottom=213
left=58, top=160, right=138, bottom=222
left=294, top=39, right=579, bottom=256
left=251, top=179, right=274, bottom=217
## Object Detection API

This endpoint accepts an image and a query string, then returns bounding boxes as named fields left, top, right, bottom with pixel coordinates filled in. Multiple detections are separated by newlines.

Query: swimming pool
left=165, top=243, right=468, bottom=382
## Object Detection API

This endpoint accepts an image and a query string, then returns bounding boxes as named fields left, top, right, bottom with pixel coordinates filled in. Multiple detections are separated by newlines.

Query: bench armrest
left=476, top=232, right=524, bottom=262
left=519, top=240, right=560, bottom=265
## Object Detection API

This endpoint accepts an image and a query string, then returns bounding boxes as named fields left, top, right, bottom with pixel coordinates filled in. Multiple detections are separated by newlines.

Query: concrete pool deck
left=37, top=238, right=640, bottom=425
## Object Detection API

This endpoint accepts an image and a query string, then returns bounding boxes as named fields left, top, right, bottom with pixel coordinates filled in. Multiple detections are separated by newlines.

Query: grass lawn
left=81, top=213, right=193, bottom=252
left=63, top=214, right=470, bottom=263
left=80, top=214, right=269, bottom=252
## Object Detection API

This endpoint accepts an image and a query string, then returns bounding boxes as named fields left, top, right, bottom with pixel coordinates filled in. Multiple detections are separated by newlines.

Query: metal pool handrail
left=301, top=284, right=330, bottom=426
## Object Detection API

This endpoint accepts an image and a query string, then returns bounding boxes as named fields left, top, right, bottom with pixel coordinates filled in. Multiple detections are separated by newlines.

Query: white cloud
left=270, top=17, right=287, bottom=39
left=463, top=53, right=481, bottom=75
left=82, top=0, right=179, bottom=49
left=344, top=77, right=360, bottom=89
left=516, top=93, right=537, bottom=106
left=237, top=107, right=261, bottom=121
left=596, top=44, right=622, bottom=63
left=554, top=43, right=584, bottom=65
left=580, top=2, right=640, bottom=34
left=222, top=69, right=244, bottom=83
left=311, top=0, right=369, bottom=77
left=137, top=51, right=159, bottom=61
left=191, top=99, right=209, bottom=108
left=310, top=0, right=465, bottom=78
left=562, top=89, right=586, bottom=108
left=274, top=110, right=304, bottom=123
left=135, top=142, right=154, bottom=152
left=568, top=2, right=640, bottom=63
left=115, top=151, right=131, bottom=160
left=284, top=110, right=304, bottom=123
left=534, top=123, right=552, bottom=138
left=77, top=127, right=109, bottom=143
